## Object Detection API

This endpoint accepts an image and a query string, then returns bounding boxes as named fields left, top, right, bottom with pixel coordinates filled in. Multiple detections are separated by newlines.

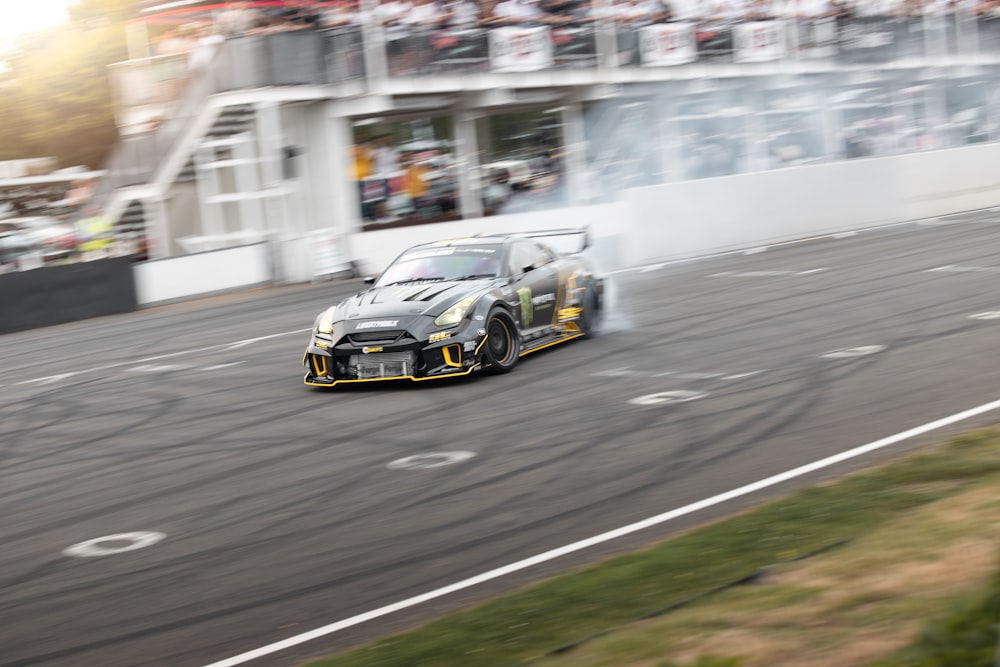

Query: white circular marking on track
left=63, top=532, right=166, bottom=558
left=970, top=312, right=1000, bottom=320
left=628, top=390, right=708, bottom=406
left=387, top=451, right=477, bottom=470
left=821, top=345, right=886, bottom=359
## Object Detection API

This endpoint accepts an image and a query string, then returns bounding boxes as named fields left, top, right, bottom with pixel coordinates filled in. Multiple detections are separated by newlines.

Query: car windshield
left=377, top=248, right=501, bottom=286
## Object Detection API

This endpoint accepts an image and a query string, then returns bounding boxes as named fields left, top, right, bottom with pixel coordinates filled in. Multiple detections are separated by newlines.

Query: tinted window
left=508, top=241, right=555, bottom=275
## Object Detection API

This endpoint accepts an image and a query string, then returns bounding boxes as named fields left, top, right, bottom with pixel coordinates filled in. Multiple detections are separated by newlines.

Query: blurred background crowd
left=5, top=0, right=1000, bottom=272
left=162, top=0, right=1000, bottom=35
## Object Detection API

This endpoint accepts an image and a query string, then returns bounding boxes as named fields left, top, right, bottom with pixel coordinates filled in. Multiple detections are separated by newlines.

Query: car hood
left=338, top=279, right=495, bottom=319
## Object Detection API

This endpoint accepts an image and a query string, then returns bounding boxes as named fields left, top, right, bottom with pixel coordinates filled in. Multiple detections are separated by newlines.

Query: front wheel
left=482, top=308, right=520, bottom=375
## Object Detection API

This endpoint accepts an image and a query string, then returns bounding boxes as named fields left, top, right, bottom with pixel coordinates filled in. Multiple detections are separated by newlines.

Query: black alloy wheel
left=482, top=308, right=520, bottom=374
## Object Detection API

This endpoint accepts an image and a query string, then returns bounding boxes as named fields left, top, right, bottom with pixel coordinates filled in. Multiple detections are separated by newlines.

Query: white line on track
left=13, top=329, right=311, bottom=387
left=202, top=397, right=1000, bottom=667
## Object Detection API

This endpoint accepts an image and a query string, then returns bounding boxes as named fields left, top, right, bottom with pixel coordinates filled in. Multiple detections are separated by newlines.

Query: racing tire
left=482, top=308, right=520, bottom=375
left=580, top=285, right=601, bottom=337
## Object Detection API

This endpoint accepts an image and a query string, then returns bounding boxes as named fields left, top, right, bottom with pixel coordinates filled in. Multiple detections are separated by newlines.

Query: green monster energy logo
left=517, top=287, right=533, bottom=328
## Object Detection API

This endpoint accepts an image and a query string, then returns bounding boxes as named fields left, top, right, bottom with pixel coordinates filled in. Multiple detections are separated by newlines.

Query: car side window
left=508, top=242, right=531, bottom=276
left=508, top=241, right=556, bottom=276
left=534, top=243, right=556, bottom=266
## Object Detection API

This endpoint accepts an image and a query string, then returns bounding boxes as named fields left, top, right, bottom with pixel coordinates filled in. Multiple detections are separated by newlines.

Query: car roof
left=413, top=236, right=510, bottom=249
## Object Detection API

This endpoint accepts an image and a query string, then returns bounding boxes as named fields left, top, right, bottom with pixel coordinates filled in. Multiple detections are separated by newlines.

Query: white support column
left=360, top=0, right=389, bottom=89
left=194, top=143, right=225, bottom=237
left=454, top=112, right=483, bottom=219
left=560, top=103, right=588, bottom=206
left=593, top=7, right=618, bottom=69
left=256, top=101, right=283, bottom=189
left=929, top=75, right=950, bottom=149
left=255, top=100, right=285, bottom=236
left=326, top=108, right=361, bottom=238
left=233, top=133, right=263, bottom=234
left=143, top=195, right=169, bottom=259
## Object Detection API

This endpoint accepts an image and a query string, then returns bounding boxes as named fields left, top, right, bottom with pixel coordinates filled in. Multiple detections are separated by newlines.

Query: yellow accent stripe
left=474, top=335, right=489, bottom=355
left=518, top=333, right=584, bottom=357
left=553, top=268, right=567, bottom=326
left=303, top=365, right=480, bottom=387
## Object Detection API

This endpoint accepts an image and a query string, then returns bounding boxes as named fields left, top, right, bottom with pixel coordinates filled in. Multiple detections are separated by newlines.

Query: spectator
left=376, top=0, right=413, bottom=25
left=442, top=0, right=481, bottom=27
left=669, top=0, right=709, bottom=20
left=404, top=153, right=430, bottom=217
left=353, top=139, right=374, bottom=220
left=188, top=24, right=225, bottom=72
left=216, top=1, right=257, bottom=36
left=155, top=26, right=196, bottom=56
left=617, top=0, right=662, bottom=24
left=854, top=0, right=905, bottom=16
left=570, top=0, right=601, bottom=20
left=489, top=0, right=558, bottom=24
left=744, top=0, right=774, bottom=20
left=774, top=0, right=836, bottom=18
left=704, top=0, right=750, bottom=21
left=321, top=1, right=357, bottom=26
left=405, top=0, right=446, bottom=26
left=827, top=0, right=855, bottom=16
left=371, top=136, right=401, bottom=221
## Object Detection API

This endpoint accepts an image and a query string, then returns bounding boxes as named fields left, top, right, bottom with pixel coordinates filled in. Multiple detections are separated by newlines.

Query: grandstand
left=93, top=1, right=1000, bottom=279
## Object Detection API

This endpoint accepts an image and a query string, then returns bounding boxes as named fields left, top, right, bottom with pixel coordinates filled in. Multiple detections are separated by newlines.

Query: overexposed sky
left=0, top=0, right=74, bottom=48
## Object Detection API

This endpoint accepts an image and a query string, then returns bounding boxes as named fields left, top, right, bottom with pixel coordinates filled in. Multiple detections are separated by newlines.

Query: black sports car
left=302, top=229, right=603, bottom=386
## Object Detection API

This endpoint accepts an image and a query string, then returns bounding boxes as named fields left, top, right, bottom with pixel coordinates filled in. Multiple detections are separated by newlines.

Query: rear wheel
left=580, top=285, right=601, bottom=337
left=482, top=308, right=520, bottom=374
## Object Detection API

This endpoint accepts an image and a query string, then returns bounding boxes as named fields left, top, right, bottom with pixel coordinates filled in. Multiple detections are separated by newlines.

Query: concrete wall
left=0, top=258, right=137, bottom=334
left=625, top=142, right=1000, bottom=265
left=898, top=142, right=1000, bottom=219
left=133, top=242, right=272, bottom=306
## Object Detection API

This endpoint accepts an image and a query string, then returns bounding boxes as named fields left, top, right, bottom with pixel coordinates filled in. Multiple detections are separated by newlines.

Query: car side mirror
left=363, top=276, right=375, bottom=285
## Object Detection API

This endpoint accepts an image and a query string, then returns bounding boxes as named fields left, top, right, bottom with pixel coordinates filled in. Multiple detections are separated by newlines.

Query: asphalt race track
left=4, top=213, right=1000, bottom=667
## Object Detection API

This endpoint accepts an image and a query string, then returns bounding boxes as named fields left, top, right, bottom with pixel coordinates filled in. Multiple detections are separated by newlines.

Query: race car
left=302, top=229, right=603, bottom=386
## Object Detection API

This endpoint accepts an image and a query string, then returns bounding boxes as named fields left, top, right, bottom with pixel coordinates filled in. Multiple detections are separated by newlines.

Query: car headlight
left=434, top=296, right=477, bottom=327
left=316, top=307, right=337, bottom=334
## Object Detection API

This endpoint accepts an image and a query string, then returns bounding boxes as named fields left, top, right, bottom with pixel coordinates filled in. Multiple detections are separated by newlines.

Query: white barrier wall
left=898, top=143, right=1000, bottom=219
left=625, top=142, right=1000, bottom=265
left=133, top=243, right=272, bottom=306
left=131, top=142, right=1000, bottom=307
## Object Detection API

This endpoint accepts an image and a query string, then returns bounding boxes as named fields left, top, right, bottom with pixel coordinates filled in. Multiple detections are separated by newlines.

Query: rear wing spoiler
left=507, top=227, right=591, bottom=255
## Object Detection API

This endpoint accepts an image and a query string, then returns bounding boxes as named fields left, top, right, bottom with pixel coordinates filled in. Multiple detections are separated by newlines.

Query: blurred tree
left=0, top=0, right=134, bottom=170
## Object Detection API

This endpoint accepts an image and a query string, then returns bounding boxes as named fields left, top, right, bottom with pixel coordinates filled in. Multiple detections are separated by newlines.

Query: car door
left=507, top=240, right=559, bottom=334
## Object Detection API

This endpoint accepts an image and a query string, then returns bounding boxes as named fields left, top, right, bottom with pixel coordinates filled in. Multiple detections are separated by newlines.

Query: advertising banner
left=311, top=229, right=352, bottom=278
left=639, top=23, right=697, bottom=66
left=836, top=16, right=902, bottom=63
left=489, top=26, right=554, bottom=72
left=734, top=21, right=787, bottom=62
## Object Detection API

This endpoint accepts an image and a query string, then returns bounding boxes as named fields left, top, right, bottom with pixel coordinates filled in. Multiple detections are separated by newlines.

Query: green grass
left=303, top=429, right=1000, bottom=667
